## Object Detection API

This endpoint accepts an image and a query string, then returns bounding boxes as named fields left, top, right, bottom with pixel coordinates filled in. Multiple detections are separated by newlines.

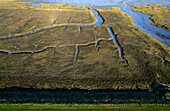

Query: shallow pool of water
left=23, top=0, right=170, bottom=7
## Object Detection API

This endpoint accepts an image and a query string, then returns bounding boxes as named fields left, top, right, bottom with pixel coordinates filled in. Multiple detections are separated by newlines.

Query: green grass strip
left=0, top=104, right=169, bottom=111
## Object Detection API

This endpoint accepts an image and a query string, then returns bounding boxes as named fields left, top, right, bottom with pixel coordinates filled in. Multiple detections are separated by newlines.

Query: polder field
left=0, top=0, right=170, bottom=110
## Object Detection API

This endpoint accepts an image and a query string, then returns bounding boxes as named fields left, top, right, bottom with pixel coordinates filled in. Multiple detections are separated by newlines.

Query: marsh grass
left=0, top=2, right=169, bottom=90
left=0, top=9, right=95, bottom=38
left=132, top=5, right=170, bottom=30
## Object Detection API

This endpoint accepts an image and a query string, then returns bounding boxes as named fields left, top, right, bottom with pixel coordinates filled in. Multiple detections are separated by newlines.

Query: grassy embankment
left=132, top=5, right=170, bottom=30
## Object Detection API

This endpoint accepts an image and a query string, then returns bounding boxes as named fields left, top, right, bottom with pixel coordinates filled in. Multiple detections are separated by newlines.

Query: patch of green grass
left=0, top=104, right=169, bottom=111
left=165, top=91, right=170, bottom=100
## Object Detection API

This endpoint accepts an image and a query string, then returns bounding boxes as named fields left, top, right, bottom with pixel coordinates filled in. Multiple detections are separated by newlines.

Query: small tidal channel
left=23, top=0, right=170, bottom=47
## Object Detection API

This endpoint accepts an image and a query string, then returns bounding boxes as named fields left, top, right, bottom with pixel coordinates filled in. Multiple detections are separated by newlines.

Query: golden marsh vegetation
left=0, top=1, right=169, bottom=90
left=132, top=5, right=170, bottom=30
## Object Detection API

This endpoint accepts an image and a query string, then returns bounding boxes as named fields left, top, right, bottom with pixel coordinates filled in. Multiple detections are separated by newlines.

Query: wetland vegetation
left=0, top=0, right=169, bottom=109
left=0, top=0, right=169, bottom=90
left=132, top=5, right=170, bottom=30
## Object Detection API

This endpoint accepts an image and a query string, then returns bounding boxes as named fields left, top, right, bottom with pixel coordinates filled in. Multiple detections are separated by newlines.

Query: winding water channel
left=0, top=0, right=170, bottom=62
left=23, top=0, right=170, bottom=47
left=1, top=7, right=127, bottom=62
